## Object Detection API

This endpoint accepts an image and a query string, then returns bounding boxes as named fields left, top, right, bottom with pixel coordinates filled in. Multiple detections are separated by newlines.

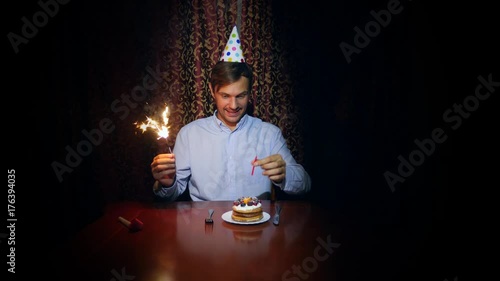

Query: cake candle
left=251, top=155, right=258, bottom=175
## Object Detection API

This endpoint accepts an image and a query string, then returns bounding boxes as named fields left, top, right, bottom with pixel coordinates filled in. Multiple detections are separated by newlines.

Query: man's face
left=210, top=76, right=250, bottom=130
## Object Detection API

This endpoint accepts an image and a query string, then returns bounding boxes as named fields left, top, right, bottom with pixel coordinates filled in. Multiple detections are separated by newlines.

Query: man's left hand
left=253, top=154, right=286, bottom=183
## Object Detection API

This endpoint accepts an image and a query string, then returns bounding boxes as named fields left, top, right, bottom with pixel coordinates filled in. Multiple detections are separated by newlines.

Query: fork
left=273, top=204, right=282, bottom=226
left=205, top=209, right=214, bottom=223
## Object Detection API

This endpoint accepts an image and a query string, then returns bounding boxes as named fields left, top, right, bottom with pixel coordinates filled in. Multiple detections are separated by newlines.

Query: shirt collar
left=212, top=110, right=249, bottom=131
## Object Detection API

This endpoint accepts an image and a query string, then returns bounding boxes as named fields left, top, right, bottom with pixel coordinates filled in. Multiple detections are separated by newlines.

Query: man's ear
left=209, top=83, right=215, bottom=98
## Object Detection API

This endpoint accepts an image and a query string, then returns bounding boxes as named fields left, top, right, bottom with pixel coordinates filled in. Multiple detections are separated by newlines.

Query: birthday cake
left=232, top=196, right=263, bottom=222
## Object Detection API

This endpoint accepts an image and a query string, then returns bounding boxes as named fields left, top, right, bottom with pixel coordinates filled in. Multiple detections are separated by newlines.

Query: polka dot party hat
left=219, top=25, right=245, bottom=63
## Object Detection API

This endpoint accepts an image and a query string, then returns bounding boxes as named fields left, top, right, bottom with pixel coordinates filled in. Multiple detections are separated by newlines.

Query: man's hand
left=151, top=153, right=176, bottom=188
left=253, top=154, right=286, bottom=183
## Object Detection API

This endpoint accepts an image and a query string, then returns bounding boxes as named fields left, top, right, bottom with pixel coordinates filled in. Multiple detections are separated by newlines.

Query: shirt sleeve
left=269, top=126, right=312, bottom=195
left=153, top=180, right=181, bottom=202
left=281, top=163, right=312, bottom=194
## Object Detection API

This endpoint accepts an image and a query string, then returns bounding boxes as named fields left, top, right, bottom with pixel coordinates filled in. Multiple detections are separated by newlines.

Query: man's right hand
left=151, top=153, right=176, bottom=188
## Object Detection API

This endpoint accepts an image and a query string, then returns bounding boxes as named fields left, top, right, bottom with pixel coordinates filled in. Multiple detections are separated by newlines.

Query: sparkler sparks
left=135, top=105, right=172, bottom=153
left=135, top=105, right=170, bottom=139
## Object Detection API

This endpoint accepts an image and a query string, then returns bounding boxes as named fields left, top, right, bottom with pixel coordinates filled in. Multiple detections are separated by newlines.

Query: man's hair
left=209, top=61, right=253, bottom=93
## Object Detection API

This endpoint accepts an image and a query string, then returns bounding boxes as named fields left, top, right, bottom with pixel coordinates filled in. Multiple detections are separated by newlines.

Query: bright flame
left=135, top=105, right=170, bottom=140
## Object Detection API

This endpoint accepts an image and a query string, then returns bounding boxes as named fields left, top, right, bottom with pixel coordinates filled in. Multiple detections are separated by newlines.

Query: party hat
left=219, top=25, right=245, bottom=63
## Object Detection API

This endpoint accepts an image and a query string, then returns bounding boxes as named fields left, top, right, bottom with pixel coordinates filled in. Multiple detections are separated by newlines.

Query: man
left=150, top=26, right=311, bottom=201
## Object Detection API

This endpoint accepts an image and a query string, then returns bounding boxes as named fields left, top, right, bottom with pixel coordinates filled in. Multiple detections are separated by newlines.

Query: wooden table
left=53, top=200, right=342, bottom=281
left=47, top=198, right=453, bottom=281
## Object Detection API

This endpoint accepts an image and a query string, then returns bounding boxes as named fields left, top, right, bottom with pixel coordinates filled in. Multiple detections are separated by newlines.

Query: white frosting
left=234, top=202, right=261, bottom=211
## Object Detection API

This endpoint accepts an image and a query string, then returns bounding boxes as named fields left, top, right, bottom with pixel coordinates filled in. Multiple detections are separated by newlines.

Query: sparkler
left=135, top=105, right=172, bottom=153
